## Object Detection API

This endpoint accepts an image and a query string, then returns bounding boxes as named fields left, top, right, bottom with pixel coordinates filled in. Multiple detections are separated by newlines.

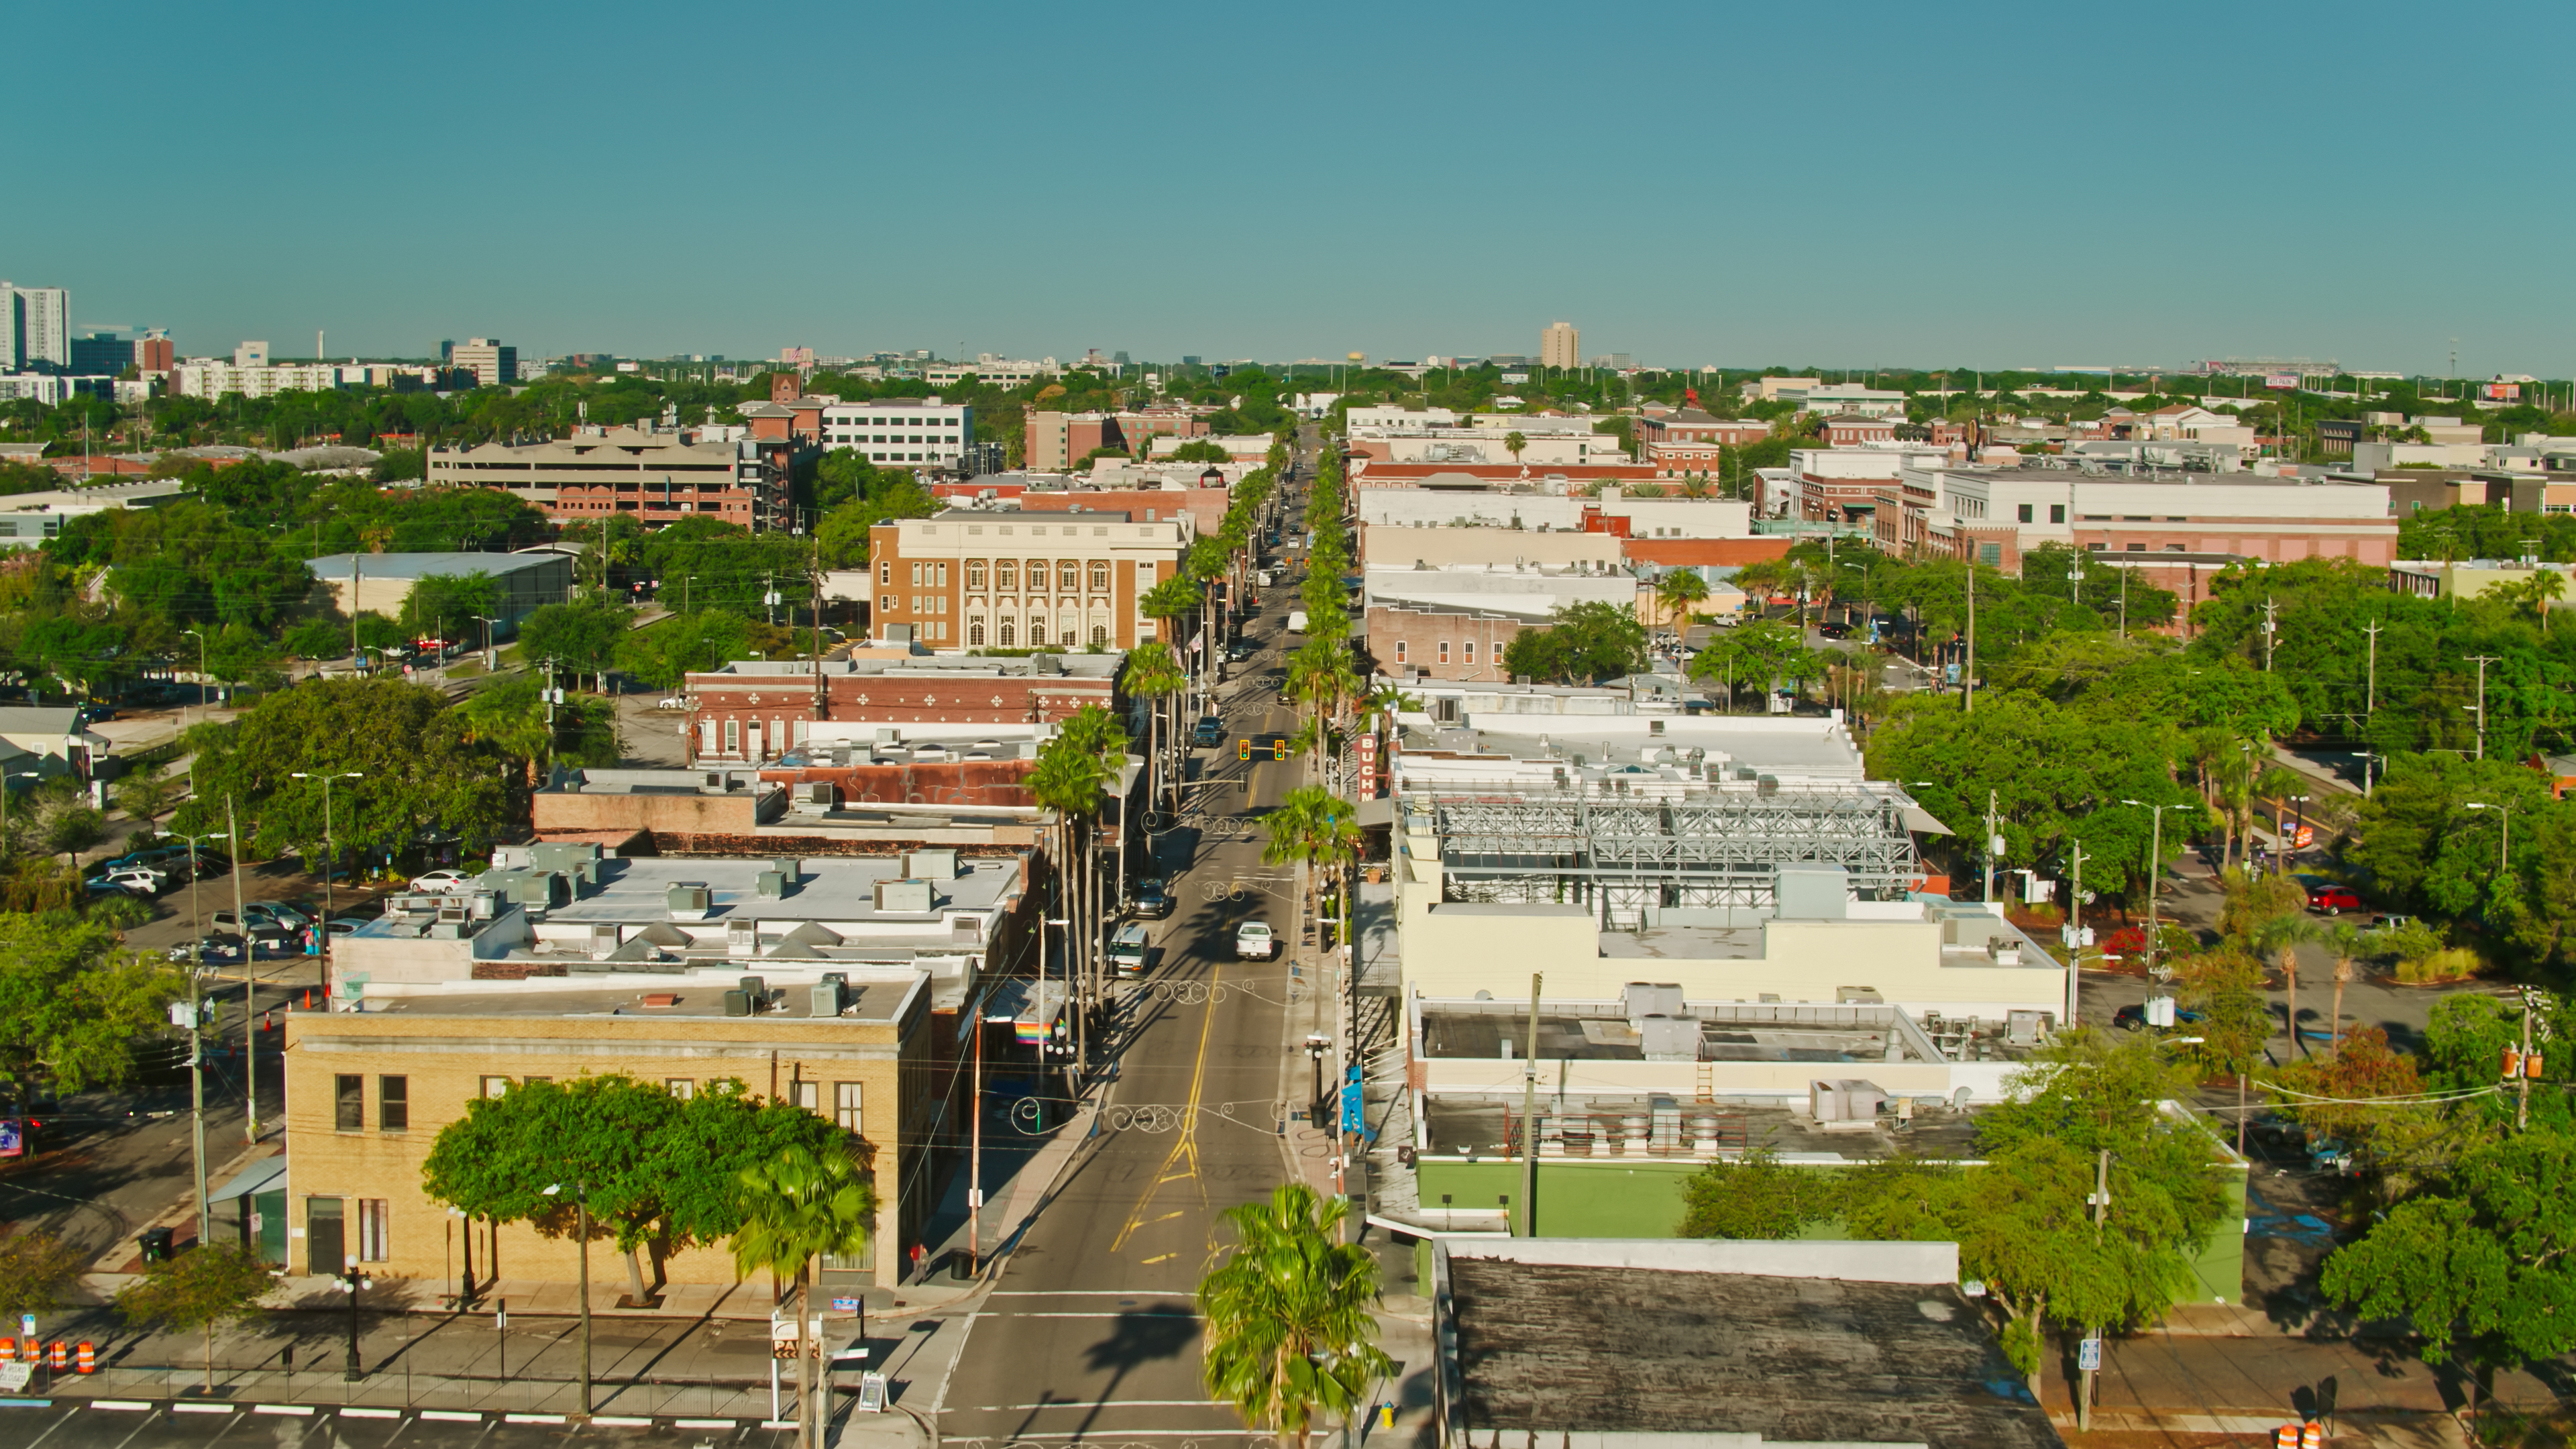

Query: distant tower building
left=448, top=338, right=518, bottom=388
left=1, top=283, right=71, bottom=372
left=137, top=330, right=174, bottom=374
left=1541, top=321, right=1580, bottom=371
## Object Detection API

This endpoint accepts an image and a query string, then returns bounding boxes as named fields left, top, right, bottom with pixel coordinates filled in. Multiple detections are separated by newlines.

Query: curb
left=0, top=1397, right=800, bottom=1430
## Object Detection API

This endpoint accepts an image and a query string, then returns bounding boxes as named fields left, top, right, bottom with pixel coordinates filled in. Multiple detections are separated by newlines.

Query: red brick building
left=680, top=657, right=1126, bottom=762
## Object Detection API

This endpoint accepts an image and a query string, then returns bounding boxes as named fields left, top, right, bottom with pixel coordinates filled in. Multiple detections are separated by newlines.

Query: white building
left=233, top=340, right=269, bottom=368
left=1799, top=385, right=1909, bottom=418
left=2, top=284, right=69, bottom=373
left=925, top=355, right=1053, bottom=387
left=821, top=398, right=974, bottom=470
left=0, top=375, right=71, bottom=405
left=1289, top=392, right=1342, bottom=420
left=172, top=362, right=340, bottom=400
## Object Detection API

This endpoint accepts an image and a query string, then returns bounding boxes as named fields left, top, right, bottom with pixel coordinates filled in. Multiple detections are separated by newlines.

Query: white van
left=1108, top=924, right=1150, bottom=977
left=1287, top=610, right=1309, bottom=634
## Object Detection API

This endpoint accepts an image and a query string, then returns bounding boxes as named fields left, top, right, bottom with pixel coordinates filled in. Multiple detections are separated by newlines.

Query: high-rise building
left=1, top=283, right=70, bottom=372
left=449, top=338, right=517, bottom=388
left=137, top=331, right=173, bottom=374
left=69, top=333, right=134, bottom=376
left=1541, top=321, right=1580, bottom=371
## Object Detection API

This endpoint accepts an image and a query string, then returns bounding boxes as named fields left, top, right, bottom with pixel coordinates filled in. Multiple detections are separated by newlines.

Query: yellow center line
left=1111, top=952, right=1220, bottom=1252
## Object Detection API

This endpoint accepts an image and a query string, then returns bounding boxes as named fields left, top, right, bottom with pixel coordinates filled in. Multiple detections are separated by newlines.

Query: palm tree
left=1262, top=786, right=1361, bottom=959
left=1287, top=639, right=1362, bottom=786
left=1124, top=641, right=1187, bottom=817
left=733, top=1146, right=878, bottom=1449
left=1654, top=568, right=1710, bottom=627
left=2324, top=921, right=2367, bottom=1055
left=1199, top=1183, right=1394, bottom=1449
left=1034, top=707, right=1128, bottom=1029
left=1503, top=431, right=1527, bottom=466
left=2253, top=913, right=2320, bottom=1055
left=2529, top=568, right=2566, bottom=633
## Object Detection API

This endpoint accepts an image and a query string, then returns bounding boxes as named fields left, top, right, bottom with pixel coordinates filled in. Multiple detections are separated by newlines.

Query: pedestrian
left=908, top=1243, right=925, bottom=1281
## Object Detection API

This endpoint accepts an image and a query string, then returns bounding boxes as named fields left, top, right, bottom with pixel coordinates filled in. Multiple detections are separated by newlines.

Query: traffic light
left=1271, top=739, right=1289, bottom=760
left=1238, top=739, right=1251, bottom=761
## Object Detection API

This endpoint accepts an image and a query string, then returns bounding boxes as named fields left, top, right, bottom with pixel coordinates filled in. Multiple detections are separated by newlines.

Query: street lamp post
left=180, top=627, right=209, bottom=728
left=2467, top=801, right=2516, bottom=876
left=174, top=826, right=229, bottom=1248
left=474, top=614, right=500, bottom=673
left=289, top=771, right=363, bottom=1002
left=543, top=1179, right=592, bottom=1415
left=2120, top=801, right=2176, bottom=979
left=341, top=1254, right=370, bottom=1379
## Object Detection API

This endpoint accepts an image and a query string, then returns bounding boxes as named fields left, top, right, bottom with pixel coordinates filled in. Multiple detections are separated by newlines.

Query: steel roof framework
left=1421, top=786, right=1918, bottom=911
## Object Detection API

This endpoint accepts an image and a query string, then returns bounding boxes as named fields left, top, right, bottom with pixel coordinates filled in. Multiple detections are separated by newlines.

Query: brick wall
left=1364, top=605, right=1526, bottom=680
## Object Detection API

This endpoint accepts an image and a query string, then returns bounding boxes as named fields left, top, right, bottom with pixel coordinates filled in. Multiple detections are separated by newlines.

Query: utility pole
left=2067, top=839, right=2089, bottom=1031
left=1962, top=561, right=1977, bottom=714
left=2468, top=655, right=2500, bottom=759
left=1518, top=972, right=1542, bottom=1237
left=2363, top=620, right=2381, bottom=716
left=2261, top=596, right=2278, bottom=672
left=2078, top=1147, right=2110, bottom=1432
left=2520, top=996, right=2534, bottom=1133
left=1983, top=789, right=2000, bottom=904
left=230, top=794, right=256, bottom=1142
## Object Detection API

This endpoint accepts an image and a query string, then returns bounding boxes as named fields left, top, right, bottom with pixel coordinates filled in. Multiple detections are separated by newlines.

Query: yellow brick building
left=280, top=971, right=938, bottom=1295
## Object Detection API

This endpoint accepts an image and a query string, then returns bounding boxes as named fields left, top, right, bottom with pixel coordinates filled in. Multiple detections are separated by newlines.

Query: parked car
left=100, top=867, right=168, bottom=896
left=87, top=877, right=146, bottom=902
left=2306, top=885, right=2365, bottom=914
left=1130, top=878, right=1173, bottom=919
left=1234, top=920, right=1276, bottom=960
left=1816, top=621, right=1853, bottom=640
left=1228, top=641, right=1256, bottom=663
left=657, top=696, right=689, bottom=710
left=411, top=869, right=473, bottom=893
left=1191, top=716, right=1225, bottom=749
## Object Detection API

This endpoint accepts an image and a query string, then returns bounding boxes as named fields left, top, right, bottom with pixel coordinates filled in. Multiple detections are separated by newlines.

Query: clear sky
left=10, top=1, right=2571, bottom=376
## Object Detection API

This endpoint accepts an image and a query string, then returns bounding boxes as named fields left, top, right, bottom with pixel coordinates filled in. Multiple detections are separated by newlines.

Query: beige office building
left=866, top=509, right=1191, bottom=650
left=1541, top=321, right=1580, bottom=370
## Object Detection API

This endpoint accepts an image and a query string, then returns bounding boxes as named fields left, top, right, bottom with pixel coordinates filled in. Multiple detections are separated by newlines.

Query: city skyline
left=5, top=1, right=2571, bottom=374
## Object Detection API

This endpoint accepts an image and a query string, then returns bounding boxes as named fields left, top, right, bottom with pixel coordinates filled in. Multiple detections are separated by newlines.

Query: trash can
left=138, top=1227, right=174, bottom=1265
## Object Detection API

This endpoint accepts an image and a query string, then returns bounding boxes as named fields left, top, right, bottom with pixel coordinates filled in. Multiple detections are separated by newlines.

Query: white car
left=410, top=869, right=472, bottom=894
left=658, top=695, right=689, bottom=710
left=1234, top=921, right=1276, bottom=960
left=103, top=867, right=168, bottom=895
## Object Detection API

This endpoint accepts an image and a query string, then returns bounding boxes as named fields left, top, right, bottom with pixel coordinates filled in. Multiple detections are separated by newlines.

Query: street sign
left=857, top=1372, right=890, bottom=1412
left=832, top=1297, right=859, bottom=1313
left=0, top=1361, right=30, bottom=1393
left=2078, top=1338, right=2102, bottom=1372
left=17, top=1313, right=32, bottom=1337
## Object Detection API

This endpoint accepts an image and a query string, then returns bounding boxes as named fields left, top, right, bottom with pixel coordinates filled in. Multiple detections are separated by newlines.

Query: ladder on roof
left=1695, top=1060, right=1714, bottom=1105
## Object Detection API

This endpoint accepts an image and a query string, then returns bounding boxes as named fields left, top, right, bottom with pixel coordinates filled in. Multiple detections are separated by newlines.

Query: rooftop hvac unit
left=722, top=989, right=753, bottom=1018
left=810, top=980, right=845, bottom=1018
left=737, top=975, right=766, bottom=1006
left=906, top=848, right=960, bottom=880
left=791, top=782, right=838, bottom=816
left=874, top=878, right=934, bottom=913
left=757, top=870, right=786, bottom=899
left=1623, top=982, right=1686, bottom=1022
left=588, top=924, right=621, bottom=959
left=727, top=919, right=759, bottom=956
left=666, top=883, right=713, bottom=921
left=1638, top=1014, right=1701, bottom=1062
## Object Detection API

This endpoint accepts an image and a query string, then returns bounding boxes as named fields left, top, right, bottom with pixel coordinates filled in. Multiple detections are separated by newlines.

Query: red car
left=2307, top=885, right=2365, bottom=914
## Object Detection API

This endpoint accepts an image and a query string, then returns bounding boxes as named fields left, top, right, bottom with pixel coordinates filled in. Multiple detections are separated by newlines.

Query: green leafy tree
left=1678, top=1142, right=1844, bottom=1238
left=282, top=618, right=347, bottom=660
left=517, top=600, right=627, bottom=690
left=733, top=1146, right=880, bottom=1449
left=1501, top=600, right=1646, bottom=684
left=1124, top=642, right=1187, bottom=815
left=1688, top=618, right=1822, bottom=708
left=614, top=610, right=753, bottom=690
left=174, top=678, right=513, bottom=859
left=2321, top=1126, right=2576, bottom=1425
left=400, top=570, right=501, bottom=645
left=1167, top=439, right=1230, bottom=464
left=115, top=1242, right=274, bottom=1391
left=1262, top=786, right=1361, bottom=958
left=1198, top=1183, right=1394, bottom=1449
left=0, top=1230, right=86, bottom=1322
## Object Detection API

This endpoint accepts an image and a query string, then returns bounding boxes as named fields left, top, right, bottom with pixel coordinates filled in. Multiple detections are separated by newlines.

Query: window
left=724, top=718, right=740, bottom=752
left=910, top=562, right=923, bottom=586
left=666, top=1079, right=695, bottom=1099
left=1088, top=561, right=1110, bottom=592
left=480, top=1076, right=511, bottom=1098
left=966, top=560, right=986, bottom=590
left=1395, top=641, right=1407, bottom=663
left=792, top=1080, right=820, bottom=1112
left=881, top=592, right=897, bottom=615
left=379, top=1076, right=408, bottom=1132
left=307, top=1197, right=344, bottom=1275
left=834, top=1082, right=864, bottom=1134
left=1090, top=625, right=1108, bottom=646
left=969, top=621, right=986, bottom=646
left=1439, top=641, right=1451, bottom=665
left=2049, top=504, right=2066, bottom=523
left=879, top=560, right=892, bottom=585
left=996, top=559, right=1017, bottom=590
left=2126, top=542, right=2147, bottom=552
left=525, top=1077, right=553, bottom=1086
left=358, top=1199, right=389, bottom=1263
left=1028, top=622, right=1046, bottom=646
left=1028, top=558, right=1048, bottom=591
left=1978, top=543, right=2002, bottom=566
left=335, top=1074, right=364, bottom=1132
left=1057, top=560, right=1080, bottom=591
left=999, top=621, right=1016, bottom=647
left=2016, top=503, right=2033, bottom=523
left=1462, top=641, right=1475, bottom=664
left=936, top=562, right=949, bottom=586
left=2163, top=543, right=2187, bottom=553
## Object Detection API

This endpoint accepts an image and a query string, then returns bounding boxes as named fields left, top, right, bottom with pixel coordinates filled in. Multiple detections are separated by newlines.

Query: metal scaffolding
left=1419, top=783, right=1919, bottom=913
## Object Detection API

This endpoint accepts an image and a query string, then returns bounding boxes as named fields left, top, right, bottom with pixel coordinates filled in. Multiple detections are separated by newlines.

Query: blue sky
left=10, top=1, right=2572, bottom=376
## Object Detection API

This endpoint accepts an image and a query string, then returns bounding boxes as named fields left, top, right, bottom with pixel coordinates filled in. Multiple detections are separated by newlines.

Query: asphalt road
left=0, top=1403, right=800, bottom=1448
left=930, top=486, right=1310, bottom=1446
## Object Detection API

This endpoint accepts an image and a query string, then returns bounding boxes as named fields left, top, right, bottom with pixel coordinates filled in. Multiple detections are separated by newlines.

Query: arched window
left=966, top=559, right=987, bottom=590
left=1028, top=622, right=1046, bottom=647
left=996, top=559, right=1018, bottom=591
left=999, top=621, right=1016, bottom=647
left=969, top=621, right=986, bottom=647
left=1089, top=625, right=1109, bottom=647
left=1057, top=560, right=1080, bottom=592
left=1087, top=561, right=1110, bottom=592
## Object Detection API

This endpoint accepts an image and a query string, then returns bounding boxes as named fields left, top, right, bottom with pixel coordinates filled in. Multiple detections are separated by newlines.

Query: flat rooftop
left=1421, top=1097, right=1984, bottom=1161
left=550, top=857, right=1018, bottom=925
left=1420, top=1000, right=1933, bottom=1065
left=1446, top=1254, right=2054, bottom=1448
left=354, top=975, right=921, bottom=1024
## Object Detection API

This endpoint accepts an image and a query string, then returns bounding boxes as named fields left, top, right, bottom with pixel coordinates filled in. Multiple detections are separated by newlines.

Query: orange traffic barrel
left=2274, top=1427, right=2298, bottom=1449
left=48, top=1341, right=66, bottom=1370
left=2301, top=1423, right=2324, bottom=1449
left=76, top=1340, right=95, bottom=1373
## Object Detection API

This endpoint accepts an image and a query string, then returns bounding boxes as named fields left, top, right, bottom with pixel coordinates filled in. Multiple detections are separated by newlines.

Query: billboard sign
left=2263, top=374, right=2300, bottom=390
left=2483, top=382, right=2522, bottom=402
